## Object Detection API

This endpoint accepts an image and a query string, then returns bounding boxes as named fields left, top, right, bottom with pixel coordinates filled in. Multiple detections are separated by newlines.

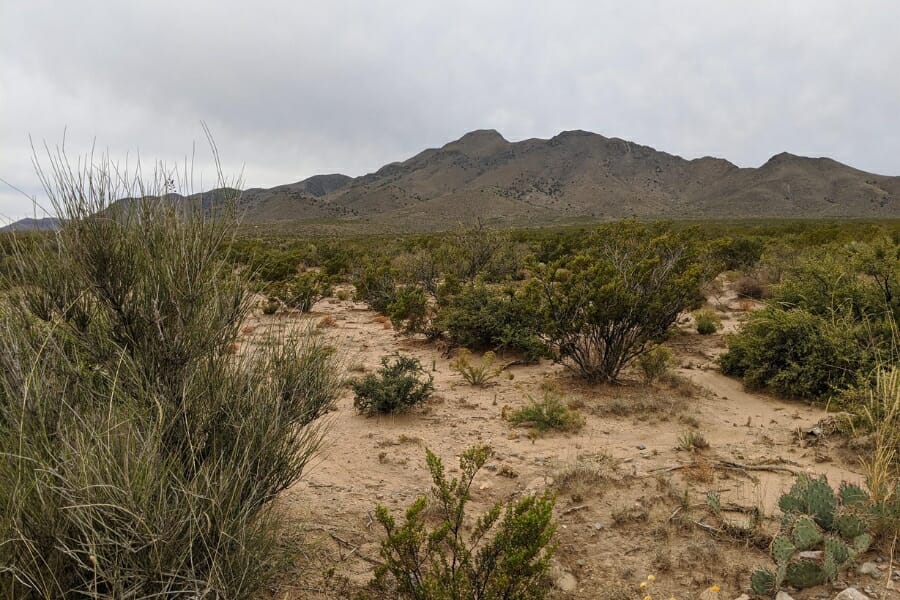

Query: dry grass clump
left=449, top=348, right=504, bottom=387
left=553, top=453, right=615, bottom=502
left=506, top=392, right=585, bottom=434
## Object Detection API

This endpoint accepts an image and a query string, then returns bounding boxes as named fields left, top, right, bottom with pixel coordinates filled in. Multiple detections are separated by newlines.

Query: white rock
left=857, top=562, right=879, bottom=577
left=834, top=588, right=870, bottom=600
left=775, top=592, right=795, bottom=600
left=799, top=550, right=824, bottom=559
left=732, top=595, right=751, bottom=600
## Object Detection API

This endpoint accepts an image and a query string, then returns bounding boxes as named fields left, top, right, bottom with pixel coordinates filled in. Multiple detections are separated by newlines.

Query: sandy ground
left=244, top=285, right=896, bottom=600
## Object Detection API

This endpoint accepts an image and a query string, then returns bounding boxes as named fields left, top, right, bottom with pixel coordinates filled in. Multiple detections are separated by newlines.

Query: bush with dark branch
left=0, top=146, right=342, bottom=598
left=526, top=221, right=714, bottom=383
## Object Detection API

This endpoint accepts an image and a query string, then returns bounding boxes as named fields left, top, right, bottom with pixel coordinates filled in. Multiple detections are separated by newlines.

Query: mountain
left=6, top=131, right=899, bottom=232
left=0, top=217, right=61, bottom=232
left=230, top=129, right=899, bottom=228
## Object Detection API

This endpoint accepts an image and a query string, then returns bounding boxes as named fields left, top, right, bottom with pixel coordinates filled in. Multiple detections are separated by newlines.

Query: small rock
left=799, top=550, right=824, bottom=560
left=637, top=444, right=646, bottom=450
left=834, top=588, right=870, bottom=600
left=857, top=562, right=879, bottom=577
left=699, top=588, right=720, bottom=600
left=775, top=591, right=795, bottom=600
left=732, top=595, right=751, bottom=600
left=592, top=522, right=605, bottom=531
left=551, top=567, right=577, bottom=593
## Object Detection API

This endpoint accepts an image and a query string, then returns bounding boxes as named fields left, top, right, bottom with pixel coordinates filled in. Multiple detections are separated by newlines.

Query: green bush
left=352, top=353, right=434, bottom=415
left=386, top=284, right=434, bottom=336
left=507, top=393, right=584, bottom=434
left=435, top=282, right=547, bottom=362
left=366, top=445, right=556, bottom=599
left=353, top=260, right=399, bottom=313
left=721, top=237, right=898, bottom=402
left=527, top=221, right=714, bottom=383
left=0, top=155, right=342, bottom=597
left=693, top=309, right=720, bottom=335
left=636, top=345, right=674, bottom=383
left=270, top=270, right=328, bottom=312
left=720, top=306, right=877, bottom=400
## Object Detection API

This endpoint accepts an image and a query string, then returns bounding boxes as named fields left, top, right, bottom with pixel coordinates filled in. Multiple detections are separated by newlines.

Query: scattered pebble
left=834, top=588, right=870, bottom=600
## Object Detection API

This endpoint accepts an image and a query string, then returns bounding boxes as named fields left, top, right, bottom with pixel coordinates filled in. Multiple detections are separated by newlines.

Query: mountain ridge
left=3, top=129, right=898, bottom=232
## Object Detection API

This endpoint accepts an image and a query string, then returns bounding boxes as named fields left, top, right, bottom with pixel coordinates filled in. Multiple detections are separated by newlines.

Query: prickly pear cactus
left=752, top=475, right=875, bottom=596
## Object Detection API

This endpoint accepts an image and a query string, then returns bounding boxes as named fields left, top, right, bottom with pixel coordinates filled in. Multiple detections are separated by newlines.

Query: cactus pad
left=785, top=560, right=827, bottom=588
left=791, top=515, right=823, bottom=550
left=770, top=535, right=796, bottom=564
left=751, top=569, right=776, bottom=596
left=838, top=482, right=869, bottom=507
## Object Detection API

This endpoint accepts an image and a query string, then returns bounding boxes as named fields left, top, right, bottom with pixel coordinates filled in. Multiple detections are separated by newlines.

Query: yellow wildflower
left=643, top=596, right=652, bottom=600
left=640, top=582, right=649, bottom=590
left=709, top=585, right=721, bottom=593
left=647, top=575, right=656, bottom=582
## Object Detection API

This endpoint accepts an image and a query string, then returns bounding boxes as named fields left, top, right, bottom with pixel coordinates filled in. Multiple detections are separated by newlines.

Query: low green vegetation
left=365, top=445, right=556, bottom=599
left=507, top=393, right=584, bottom=434
left=352, top=353, right=434, bottom=415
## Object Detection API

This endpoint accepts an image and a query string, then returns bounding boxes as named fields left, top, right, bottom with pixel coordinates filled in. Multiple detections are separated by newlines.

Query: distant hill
left=0, top=217, right=61, bottom=232
left=7, top=130, right=899, bottom=232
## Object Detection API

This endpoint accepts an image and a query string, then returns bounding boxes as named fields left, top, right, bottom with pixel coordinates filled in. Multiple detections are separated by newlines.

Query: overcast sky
left=2, top=1, right=899, bottom=222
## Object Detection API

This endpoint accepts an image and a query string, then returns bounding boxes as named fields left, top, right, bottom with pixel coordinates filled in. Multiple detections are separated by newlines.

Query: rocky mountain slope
left=5, top=130, right=898, bottom=231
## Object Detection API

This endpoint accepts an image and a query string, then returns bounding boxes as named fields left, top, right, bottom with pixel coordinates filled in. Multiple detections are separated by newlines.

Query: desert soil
left=242, top=284, right=897, bottom=600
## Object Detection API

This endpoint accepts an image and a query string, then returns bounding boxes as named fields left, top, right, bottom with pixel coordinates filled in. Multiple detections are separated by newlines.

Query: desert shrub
left=352, top=353, right=434, bottom=415
left=0, top=151, right=342, bottom=598
left=722, top=237, right=898, bottom=402
left=449, top=349, right=503, bottom=386
left=270, top=270, right=328, bottom=312
left=443, top=221, right=523, bottom=283
left=507, top=393, right=584, bottom=434
left=366, top=445, right=556, bottom=599
left=385, top=284, right=435, bottom=336
left=714, top=235, right=766, bottom=271
left=526, top=221, right=714, bottom=383
left=734, top=275, right=767, bottom=299
left=435, top=282, right=547, bottom=362
left=353, top=260, right=398, bottom=313
left=693, top=309, right=720, bottom=335
left=720, top=306, right=878, bottom=400
left=636, top=345, right=674, bottom=383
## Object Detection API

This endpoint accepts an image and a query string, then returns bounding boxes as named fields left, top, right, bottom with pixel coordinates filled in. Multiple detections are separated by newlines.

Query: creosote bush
left=527, top=222, right=714, bottom=383
left=366, top=445, right=556, bottom=599
left=352, top=353, right=434, bottom=415
left=0, top=149, right=342, bottom=598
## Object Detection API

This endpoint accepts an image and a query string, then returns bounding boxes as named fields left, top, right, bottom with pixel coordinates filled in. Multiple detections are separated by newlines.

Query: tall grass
left=0, top=144, right=343, bottom=598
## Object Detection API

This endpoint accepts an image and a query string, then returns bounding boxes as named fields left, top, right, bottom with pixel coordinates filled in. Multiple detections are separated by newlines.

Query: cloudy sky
left=1, top=1, right=898, bottom=222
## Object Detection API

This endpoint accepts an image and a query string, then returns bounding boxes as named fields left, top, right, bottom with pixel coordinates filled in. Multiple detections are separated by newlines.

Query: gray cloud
left=2, top=0, right=899, bottom=220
